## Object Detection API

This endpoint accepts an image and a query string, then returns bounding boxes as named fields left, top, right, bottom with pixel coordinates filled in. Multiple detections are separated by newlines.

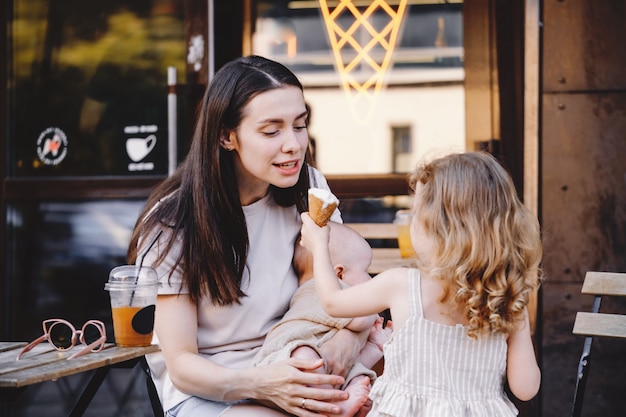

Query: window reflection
left=10, top=0, right=186, bottom=177
left=253, top=0, right=466, bottom=175
left=7, top=200, right=145, bottom=342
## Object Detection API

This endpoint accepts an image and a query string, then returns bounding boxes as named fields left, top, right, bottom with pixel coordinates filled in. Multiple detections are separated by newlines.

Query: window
left=252, top=0, right=466, bottom=175
left=9, top=0, right=187, bottom=177
left=392, top=125, right=412, bottom=172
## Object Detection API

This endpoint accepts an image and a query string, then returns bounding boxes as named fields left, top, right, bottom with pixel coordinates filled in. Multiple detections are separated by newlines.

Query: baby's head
left=294, top=222, right=373, bottom=286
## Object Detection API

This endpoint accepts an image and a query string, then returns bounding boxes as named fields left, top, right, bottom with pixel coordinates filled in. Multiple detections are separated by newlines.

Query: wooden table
left=346, top=223, right=416, bottom=275
left=0, top=341, right=159, bottom=416
left=369, top=248, right=416, bottom=275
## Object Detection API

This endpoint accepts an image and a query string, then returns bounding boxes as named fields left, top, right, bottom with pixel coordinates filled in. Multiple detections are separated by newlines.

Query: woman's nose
left=282, top=130, right=305, bottom=153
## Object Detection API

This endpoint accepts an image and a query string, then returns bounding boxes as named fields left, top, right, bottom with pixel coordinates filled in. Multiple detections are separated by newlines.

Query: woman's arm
left=318, top=327, right=369, bottom=379
left=321, top=311, right=378, bottom=377
left=506, top=308, right=541, bottom=401
left=156, top=294, right=349, bottom=416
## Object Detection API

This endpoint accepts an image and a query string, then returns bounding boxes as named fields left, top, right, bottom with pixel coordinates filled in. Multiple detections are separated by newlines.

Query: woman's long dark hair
left=127, top=56, right=310, bottom=306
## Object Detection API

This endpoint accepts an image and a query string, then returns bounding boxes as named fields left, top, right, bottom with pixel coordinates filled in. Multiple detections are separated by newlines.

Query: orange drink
left=105, top=265, right=159, bottom=347
left=396, top=224, right=416, bottom=258
left=394, top=210, right=416, bottom=259
left=111, top=305, right=155, bottom=347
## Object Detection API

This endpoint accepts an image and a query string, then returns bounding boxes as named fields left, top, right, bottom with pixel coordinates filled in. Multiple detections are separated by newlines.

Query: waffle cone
left=308, top=189, right=339, bottom=226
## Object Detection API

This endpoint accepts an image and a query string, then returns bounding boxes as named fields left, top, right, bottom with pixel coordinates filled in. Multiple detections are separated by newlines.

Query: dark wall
left=213, top=2, right=245, bottom=71
left=540, top=1, right=626, bottom=416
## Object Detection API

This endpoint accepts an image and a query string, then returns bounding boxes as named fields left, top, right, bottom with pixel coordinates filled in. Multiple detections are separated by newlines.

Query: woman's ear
left=220, top=130, right=236, bottom=151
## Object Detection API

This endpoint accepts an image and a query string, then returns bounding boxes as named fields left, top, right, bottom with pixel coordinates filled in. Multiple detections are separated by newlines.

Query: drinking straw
left=130, top=229, right=163, bottom=306
left=138, top=229, right=163, bottom=272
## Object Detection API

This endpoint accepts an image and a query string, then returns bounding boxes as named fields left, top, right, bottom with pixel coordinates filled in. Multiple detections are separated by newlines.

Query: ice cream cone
left=308, top=188, right=339, bottom=226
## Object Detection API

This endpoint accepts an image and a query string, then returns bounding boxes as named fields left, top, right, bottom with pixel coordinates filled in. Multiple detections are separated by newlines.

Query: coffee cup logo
left=126, top=135, right=156, bottom=162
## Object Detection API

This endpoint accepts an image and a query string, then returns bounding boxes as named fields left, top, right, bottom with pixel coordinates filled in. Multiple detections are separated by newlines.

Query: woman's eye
left=294, top=125, right=306, bottom=131
left=262, top=130, right=279, bottom=136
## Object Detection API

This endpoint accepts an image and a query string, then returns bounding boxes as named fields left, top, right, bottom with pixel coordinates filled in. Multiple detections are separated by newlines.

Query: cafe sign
left=36, top=127, right=68, bottom=166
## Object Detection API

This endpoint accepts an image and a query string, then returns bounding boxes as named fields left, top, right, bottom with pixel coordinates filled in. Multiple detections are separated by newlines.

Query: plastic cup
left=394, top=210, right=416, bottom=259
left=104, top=265, right=159, bottom=347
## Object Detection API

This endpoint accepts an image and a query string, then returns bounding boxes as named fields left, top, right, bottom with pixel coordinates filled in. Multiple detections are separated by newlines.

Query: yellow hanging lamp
left=318, top=0, right=408, bottom=123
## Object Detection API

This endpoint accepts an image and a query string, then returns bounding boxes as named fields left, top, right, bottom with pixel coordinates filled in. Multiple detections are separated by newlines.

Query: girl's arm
left=300, top=213, right=392, bottom=319
left=155, top=294, right=349, bottom=416
left=506, top=308, right=541, bottom=401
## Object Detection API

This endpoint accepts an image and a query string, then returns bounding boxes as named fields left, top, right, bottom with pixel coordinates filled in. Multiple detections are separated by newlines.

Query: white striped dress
left=368, top=268, right=518, bottom=416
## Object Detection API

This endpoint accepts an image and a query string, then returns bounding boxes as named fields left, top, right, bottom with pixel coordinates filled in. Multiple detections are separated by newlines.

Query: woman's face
left=228, top=86, right=308, bottom=204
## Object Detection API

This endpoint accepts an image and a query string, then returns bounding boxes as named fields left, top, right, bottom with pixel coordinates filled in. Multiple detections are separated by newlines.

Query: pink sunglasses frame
left=16, top=318, right=107, bottom=360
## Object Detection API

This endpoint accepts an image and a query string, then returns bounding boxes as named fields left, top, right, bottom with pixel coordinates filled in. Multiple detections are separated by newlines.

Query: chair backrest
left=570, top=271, right=626, bottom=417
left=346, top=223, right=398, bottom=240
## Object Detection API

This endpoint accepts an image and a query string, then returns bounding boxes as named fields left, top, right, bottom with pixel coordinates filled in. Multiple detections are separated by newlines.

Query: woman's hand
left=251, top=357, right=348, bottom=416
left=319, top=328, right=368, bottom=382
left=158, top=295, right=348, bottom=416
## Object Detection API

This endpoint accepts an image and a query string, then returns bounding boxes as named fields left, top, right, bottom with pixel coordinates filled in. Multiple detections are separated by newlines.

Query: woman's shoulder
left=143, top=190, right=178, bottom=224
left=308, top=166, right=330, bottom=188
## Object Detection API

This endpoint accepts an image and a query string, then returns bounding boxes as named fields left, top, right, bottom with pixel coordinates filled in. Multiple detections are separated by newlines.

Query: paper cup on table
left=308, top=188, right=339, bottom=226
left=105, top=265, right=159, bottom=347
left=394, top=210, right=416, bottom=259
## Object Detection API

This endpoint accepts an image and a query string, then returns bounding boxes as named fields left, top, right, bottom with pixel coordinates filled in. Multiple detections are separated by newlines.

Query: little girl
left=300, top=152, right=543, bottom=416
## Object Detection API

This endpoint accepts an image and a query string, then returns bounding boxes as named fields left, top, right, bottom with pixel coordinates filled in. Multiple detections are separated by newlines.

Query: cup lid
left=104, top=280, right=159, bottom=291
left=105, top=265, right=159, bottom=290
left=394, top=209, right=413, bottom=223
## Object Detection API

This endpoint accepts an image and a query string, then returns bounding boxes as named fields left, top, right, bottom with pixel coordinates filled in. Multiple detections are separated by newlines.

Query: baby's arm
left=506, top=308, right=541, bottom=401
left=344, top=313, right=378, bottom=332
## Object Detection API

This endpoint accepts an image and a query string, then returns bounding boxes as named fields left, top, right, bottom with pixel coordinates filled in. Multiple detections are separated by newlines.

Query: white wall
left=303, top=84, right=466, bottom=174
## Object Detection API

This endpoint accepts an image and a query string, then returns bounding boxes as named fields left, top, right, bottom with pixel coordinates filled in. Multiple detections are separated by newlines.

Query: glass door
left=2, top=1, right=209, bottom=415
left=10, top=0, right=191, bottom=177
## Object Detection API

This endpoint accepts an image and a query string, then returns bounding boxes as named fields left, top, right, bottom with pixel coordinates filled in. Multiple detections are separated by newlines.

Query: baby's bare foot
left=335, top=376, right=370, bottom=417
left=358, top=318, right=393, bottom=367
left=354, top=397, right=372, bottom=417
left=369, top=318, right=393, bottom=348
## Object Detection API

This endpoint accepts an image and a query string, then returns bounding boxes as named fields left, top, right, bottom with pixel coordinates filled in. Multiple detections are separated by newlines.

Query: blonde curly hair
left=409, top=152, right=543, bottom=338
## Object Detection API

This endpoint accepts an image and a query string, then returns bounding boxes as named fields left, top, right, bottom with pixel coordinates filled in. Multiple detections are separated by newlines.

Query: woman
left=127, top=55, right=367, bottom=417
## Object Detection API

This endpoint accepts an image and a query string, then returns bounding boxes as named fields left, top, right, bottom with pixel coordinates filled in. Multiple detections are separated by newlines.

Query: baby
left=254, top=221, right=391, bottom=416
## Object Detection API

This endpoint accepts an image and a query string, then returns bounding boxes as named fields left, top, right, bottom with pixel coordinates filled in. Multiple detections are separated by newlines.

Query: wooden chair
left=570, top=271, right=626, bottom=417
left=346, top=222, right=398, bottom=241
left=140, top=357, right=165, bottom=417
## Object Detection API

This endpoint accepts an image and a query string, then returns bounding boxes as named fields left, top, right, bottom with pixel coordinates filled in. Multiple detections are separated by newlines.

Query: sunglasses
left=16, top=319, right=107, bottom=360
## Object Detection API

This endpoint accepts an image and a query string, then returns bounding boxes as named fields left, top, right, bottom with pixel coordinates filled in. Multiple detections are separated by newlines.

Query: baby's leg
left=291, top=345, right=332, bottom=389
left=357, top=317, right=393, bottom=368
left=291, top=346, right=372, bottom=417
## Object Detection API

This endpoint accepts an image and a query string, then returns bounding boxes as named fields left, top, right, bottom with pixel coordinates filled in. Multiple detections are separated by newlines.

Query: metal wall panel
left=540, top=2, right=626, bottom=416
left=543, top=0, right=626, bottom=92
left=542, top=93, right=626, bottom=284
left=541, top=94, right=626, bottom=417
